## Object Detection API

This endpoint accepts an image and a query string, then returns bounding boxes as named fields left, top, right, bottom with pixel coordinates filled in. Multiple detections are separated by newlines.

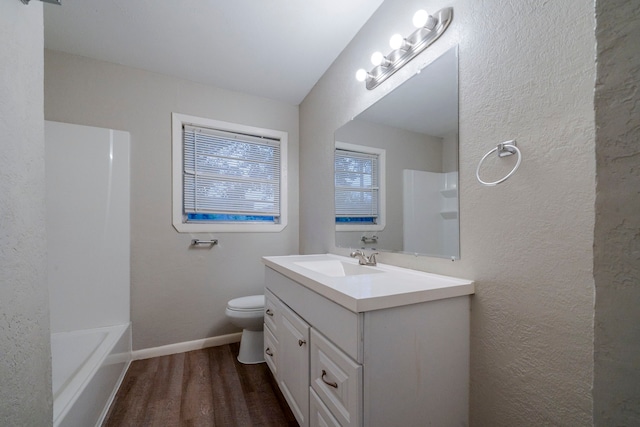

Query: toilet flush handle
left=298, top=339, right=306, bottom=347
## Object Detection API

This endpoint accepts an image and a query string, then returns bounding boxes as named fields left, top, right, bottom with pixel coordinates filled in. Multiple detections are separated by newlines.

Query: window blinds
left=335, top=148, right=379, bottom=220
left=183, top=125, right=281, bottom=220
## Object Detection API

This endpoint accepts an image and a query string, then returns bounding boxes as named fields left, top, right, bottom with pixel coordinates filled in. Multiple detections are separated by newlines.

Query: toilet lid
left=227, top=295, right=264, bottom=311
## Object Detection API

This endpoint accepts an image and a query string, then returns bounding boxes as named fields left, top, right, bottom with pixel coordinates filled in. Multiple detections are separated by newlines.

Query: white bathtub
left=51, top=323, right=131, bottom=427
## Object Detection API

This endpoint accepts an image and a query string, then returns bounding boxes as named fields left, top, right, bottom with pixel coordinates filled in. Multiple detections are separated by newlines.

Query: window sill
left=173, top=221, right=287, bottom=233
left=336, top=223, right=385, bottom=232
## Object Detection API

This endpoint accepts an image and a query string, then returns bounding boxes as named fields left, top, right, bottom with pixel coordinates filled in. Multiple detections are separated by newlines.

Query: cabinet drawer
left=264, top=288, right=280, bottom=334
left=310, top=388, right=341, bottom=427
left=310, top=329, right=362, bottom=427
left=264, top=325, right=278, bottom=376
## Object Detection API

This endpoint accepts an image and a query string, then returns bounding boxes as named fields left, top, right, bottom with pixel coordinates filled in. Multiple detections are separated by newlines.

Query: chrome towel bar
left=361, top=235, right=378, bottom=244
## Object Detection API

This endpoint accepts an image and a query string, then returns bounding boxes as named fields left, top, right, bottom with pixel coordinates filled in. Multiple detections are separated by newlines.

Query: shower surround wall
left=46, top=121, right=130, bottom=333
left=300, top=0, right=596, bottom=425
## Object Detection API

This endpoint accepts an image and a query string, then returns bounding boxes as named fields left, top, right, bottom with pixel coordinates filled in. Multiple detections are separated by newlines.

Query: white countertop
left=262, top=254, right=474, bottom=313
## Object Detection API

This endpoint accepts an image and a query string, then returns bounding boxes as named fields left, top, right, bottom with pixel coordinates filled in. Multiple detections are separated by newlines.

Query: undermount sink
left=294, top=259, right=383, bottom=277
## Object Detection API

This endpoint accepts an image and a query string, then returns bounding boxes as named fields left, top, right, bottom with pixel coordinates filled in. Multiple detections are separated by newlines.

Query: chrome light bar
left=357, top=7, right=453, bottom=90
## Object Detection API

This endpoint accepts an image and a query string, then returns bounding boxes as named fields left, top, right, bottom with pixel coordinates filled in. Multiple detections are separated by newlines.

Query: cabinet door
left=279, top=303, right=310, bottom=427
left=310, top=388, right=341, bottom=427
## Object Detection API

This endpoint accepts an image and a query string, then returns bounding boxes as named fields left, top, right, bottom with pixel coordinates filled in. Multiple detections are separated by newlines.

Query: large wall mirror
left=335, top=46, right=459, bottom=259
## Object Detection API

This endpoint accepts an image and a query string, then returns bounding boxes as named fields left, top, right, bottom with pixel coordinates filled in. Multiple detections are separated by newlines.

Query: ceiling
left=43, top=0, right=383, bottom=106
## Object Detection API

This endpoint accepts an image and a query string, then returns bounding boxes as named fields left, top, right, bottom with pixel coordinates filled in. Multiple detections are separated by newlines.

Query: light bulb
left=412, top=10, right=428, bottom=27
left=413, top=9, right=437, bottom=30
left=389, top=34, right=405, bottom=50
left=355, top=69, right=369, bottom=82
left=370, top=51, right=385, bottom=66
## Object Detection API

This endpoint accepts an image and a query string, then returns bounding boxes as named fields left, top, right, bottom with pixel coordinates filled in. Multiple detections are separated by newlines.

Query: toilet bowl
left=225, top=295, right=265, bottom=364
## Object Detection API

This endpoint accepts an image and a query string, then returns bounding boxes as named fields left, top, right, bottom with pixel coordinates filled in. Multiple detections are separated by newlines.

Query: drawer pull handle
left=321, top=370, right=338, bottom=389
left=298, top=339, right=306, bottom=347
left=265, top=348, right=274, bottom=357
left=265, top=309, right=274, bottom=317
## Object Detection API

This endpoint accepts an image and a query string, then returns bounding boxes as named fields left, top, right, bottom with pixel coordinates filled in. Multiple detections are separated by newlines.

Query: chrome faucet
left=350, top=249, right=378, bottom=266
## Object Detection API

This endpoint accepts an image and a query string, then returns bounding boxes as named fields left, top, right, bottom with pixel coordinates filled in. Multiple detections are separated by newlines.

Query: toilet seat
left=227, top=295, right=264, bottom=312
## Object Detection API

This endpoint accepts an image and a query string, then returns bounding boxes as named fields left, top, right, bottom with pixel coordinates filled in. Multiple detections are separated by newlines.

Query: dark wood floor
left=103, top=343, right=298, bottom=426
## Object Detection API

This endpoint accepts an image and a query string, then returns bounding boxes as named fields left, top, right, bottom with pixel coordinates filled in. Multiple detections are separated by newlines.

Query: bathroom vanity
left=262, top=254, right=474, bottom=427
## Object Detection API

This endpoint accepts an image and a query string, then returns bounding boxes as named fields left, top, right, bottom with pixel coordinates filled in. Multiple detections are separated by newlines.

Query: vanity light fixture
left=355, top=7, right=453, bottom=90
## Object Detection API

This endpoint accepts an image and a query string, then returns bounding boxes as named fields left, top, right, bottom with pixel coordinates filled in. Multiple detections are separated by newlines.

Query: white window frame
left=172, top=113, right=288, bottom=233
left=335, top=141, right=386, bottom=232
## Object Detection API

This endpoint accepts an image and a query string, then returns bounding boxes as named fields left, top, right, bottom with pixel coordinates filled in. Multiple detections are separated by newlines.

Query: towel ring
left=476, top=140, right=521, bottom=186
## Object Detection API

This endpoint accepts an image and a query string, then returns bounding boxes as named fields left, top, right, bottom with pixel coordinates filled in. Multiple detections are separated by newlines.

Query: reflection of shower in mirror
left=403, top=170, right=458, bottom=256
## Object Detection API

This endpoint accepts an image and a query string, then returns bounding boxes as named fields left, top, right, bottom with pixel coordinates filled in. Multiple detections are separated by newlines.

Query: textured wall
left=300, top=0, right=596, bottom=424
left=593, top=0, right=640, bottom=425
left=0, top=2, right=52, bottom=425
left=44, top=51, right=299, bottom=350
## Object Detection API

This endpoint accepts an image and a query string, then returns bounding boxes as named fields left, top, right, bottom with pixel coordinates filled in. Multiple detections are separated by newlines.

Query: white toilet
left=225, top=294, right=265, bottom=364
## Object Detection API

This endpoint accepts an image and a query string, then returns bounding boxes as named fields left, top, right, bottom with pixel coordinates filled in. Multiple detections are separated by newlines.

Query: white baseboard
left=132, top=332, right=242, bottom=361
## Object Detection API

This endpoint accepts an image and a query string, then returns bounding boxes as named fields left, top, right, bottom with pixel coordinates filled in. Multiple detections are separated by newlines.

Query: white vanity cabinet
left=263, top=255, right=474, bottom=427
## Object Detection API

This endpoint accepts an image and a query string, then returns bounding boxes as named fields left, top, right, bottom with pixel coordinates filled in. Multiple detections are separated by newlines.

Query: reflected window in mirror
left=335, top=142, right=386, bottom=232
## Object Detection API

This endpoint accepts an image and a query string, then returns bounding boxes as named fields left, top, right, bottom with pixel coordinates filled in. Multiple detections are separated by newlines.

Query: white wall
left=593, top=0, right=640, bottom=425
left=0, top=1, right=52, bottom=425
left=300, top=0, right=595, bottom=425
left=44, top=51, right=299, bottom=350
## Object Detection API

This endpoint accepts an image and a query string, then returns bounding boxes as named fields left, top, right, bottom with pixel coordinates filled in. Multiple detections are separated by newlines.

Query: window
left=335, top=141, right=385, bottom=231
left=172, top=113, right=287, bottom=232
